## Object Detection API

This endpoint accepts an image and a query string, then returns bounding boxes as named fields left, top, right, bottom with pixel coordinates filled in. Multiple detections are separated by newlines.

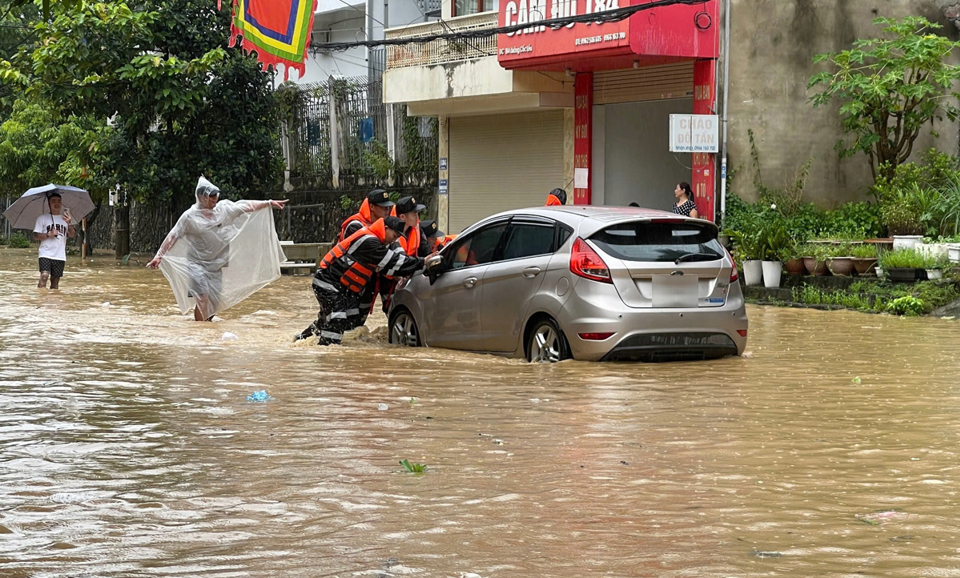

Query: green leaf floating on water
left=400, top=459, right=427, bottom=473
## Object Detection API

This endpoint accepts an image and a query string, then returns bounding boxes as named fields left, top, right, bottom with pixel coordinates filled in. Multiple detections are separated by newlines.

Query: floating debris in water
left=246, top=390, right=270, bottom=402
left=852, top=376, right=862, bottom=384
left=400, top=459, right=426, bottom=473
left=493, top=439, right=503, bottom=445
left=890, top=535, right=916, bottom=542
left=221, top=332, right=238, bottom=341
left=378, top=403, right=389, bottom=411
left=856, top=509, right=906, bottom=525
left=752, top=550, right=782, bottom=558
left=620, top=460, right=629, bottom=465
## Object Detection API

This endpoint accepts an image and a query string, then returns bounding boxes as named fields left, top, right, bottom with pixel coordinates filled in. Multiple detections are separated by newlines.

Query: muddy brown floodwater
left=2, top=247, right=960, bottom=577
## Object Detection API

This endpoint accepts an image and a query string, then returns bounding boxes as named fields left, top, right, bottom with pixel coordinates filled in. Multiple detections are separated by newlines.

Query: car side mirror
left=425, top=253, right=444, bottom=272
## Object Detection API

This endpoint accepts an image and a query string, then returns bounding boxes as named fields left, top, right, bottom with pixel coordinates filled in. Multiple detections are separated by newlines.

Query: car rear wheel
left=526, top=318, right=570, bottom=363
left=389, top=309, right=421, bottom=347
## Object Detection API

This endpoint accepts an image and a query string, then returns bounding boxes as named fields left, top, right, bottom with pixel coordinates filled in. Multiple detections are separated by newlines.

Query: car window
left=450, top=224, right=507, bottom=270
left=501, top=222, right=555, bottom=260
left=557, top=225, right=572, bottom=249
left=590, top=221, right=723, bottom=262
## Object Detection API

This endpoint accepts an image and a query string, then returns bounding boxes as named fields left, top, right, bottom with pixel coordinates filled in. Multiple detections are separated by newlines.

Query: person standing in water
left=146, top=176, right=287, bottom=321
left=33, top=192, right=75, bottom=290
left=673, top=182, right=699, bottom=218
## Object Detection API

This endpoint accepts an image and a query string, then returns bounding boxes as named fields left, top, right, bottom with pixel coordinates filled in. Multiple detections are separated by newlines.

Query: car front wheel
left=389, top=309, right=421, bottom=347
left=526, top=318, right=570, bottom=363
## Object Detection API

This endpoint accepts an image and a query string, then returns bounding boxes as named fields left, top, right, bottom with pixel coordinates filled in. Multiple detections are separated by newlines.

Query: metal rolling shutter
left=448, top=111, right=565, bottom=233
left=593, top=61, right=694, bottom=105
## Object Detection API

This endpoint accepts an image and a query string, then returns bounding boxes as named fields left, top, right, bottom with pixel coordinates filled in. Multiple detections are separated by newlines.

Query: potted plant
left=784, top=245, right=806, bottom=276
left=760, top=221, right=792, bottom=288
left=826, top=243, right=856, bottom=276
left=730, top=230, right=764, bottom=286
left=925, top=255, right=949, bottom=280
left=881, top=185, right=927, bottom=250
left=878, top=248, right=927, bottom=282
left=801, top=244, right=831, bottom=276
left=850, top=243, right=879, bottom=276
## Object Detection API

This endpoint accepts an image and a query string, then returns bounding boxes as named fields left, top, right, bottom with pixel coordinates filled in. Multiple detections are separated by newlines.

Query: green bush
left=849, top=244, right=878, bottom=258
left=879, top=248, right=929, bottom=269
left=886, top=295, right=925, bottom=316
left=8, top=233, right=30, bottom=248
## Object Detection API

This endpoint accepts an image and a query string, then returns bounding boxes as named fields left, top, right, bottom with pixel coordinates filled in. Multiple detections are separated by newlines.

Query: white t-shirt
left=33, top=214, right=69, bottom=261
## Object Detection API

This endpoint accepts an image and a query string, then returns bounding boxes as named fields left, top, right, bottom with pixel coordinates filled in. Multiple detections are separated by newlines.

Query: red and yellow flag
left=228, top=0, right=317, bottom=80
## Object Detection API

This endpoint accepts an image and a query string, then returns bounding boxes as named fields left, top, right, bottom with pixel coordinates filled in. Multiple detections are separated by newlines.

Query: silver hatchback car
left=388, top=206, right=748, bottom=362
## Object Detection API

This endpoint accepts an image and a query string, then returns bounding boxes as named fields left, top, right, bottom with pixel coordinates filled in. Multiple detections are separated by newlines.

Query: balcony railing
left=385, top=11, right=498, bottom=69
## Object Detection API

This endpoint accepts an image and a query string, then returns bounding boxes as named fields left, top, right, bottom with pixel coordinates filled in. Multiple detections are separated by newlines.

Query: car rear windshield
left=589, top=220, right=724, bottom=263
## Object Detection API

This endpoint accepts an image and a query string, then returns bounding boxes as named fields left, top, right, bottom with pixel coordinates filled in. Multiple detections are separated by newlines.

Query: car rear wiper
left=674, top=252, right=722, bottom=265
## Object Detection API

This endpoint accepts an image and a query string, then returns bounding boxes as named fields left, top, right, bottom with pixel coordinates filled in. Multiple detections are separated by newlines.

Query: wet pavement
left=2, top=247, right=960, bottom=577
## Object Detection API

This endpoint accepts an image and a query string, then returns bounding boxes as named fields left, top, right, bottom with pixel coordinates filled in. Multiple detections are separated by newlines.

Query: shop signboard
left=669, top=114, right=718, bottom=153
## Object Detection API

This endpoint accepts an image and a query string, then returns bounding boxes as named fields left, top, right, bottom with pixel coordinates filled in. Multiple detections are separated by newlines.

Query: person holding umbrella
left=3, top=184, right=95, bottom=291
left=32, top=193, right=75, bottom=289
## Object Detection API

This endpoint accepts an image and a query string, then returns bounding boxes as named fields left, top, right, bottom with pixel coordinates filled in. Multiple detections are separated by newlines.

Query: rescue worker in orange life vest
left=418, top=220, right=455, bottom=257
left=378, top=195, right=425, bottom=313
left=545, top=188, right=567, bottom=206
left=391, top=195, right=426, bottom=256
left=338, top=188, right=395, bottom=242
left=295, top=216, right=423, bottom=345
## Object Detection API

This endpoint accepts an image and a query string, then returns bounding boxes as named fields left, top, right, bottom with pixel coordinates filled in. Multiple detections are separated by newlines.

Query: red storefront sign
left=497, top=0, right=718, bottom=69
left=573, top=73, right=593, bottom=205
left=691, top=59, right=716, bottom=221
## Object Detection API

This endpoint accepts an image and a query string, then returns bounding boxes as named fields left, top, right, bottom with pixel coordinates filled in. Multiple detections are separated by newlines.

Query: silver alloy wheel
left=530, top=323, right=562, bottom=363
left=391, top=311, right=419, bottom=347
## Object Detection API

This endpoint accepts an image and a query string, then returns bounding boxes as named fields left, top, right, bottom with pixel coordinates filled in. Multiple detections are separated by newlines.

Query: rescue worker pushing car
left=418, top=220, right=455, bottom=257
left=296, top=216, right=423, bottom=345
left=338, top=188, right=395, bottom=243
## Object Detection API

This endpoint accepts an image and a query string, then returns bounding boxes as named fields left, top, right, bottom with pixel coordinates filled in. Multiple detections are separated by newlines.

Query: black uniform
left=297, top=224, right=423, bottom=345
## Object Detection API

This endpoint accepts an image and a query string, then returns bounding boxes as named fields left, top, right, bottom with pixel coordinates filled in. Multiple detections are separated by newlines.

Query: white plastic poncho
left=158, top=177, right=284, bottom=319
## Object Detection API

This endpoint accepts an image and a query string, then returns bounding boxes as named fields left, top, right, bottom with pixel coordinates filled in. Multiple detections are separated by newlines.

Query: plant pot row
left=742, top=260, right=782, bottom=288
left=796, top=257, right=878, bottom=277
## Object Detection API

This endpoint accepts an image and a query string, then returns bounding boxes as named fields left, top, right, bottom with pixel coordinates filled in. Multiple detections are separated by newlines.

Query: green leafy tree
left=809, top=16, right=960, bottom=181
left=2, top=0, right=283, bottom=253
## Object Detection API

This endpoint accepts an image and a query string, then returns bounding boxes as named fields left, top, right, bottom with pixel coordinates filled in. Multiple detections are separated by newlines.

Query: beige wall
left=727, top=0, right=960, bottom=206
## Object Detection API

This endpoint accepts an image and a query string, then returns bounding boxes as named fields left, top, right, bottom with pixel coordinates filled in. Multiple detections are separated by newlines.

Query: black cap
left=549, top=188, right=567, bottom=205
left=628, top=202, right=640, bottom=207
left=383, top=216, right=406, bottom=234
left=395, top=195, right=425, bottom=215
left=367, top=189, right=394, bottom=207
left=420, top=220, right=444, bottom=238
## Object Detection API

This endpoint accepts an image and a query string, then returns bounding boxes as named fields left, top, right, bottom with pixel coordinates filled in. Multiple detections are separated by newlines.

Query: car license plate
left=652, top=274, right=698, bottom=308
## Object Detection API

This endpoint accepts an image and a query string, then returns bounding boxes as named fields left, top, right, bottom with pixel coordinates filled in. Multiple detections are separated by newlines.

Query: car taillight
left=579, top=332, right=614, bottom=341
left=724, top=246, right=738, bottom=282
left=570, top=238, right=612, bottom=283
left=737, top=329, right=747, bottom=337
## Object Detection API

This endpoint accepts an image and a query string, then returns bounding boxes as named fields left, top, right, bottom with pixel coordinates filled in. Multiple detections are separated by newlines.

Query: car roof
left=459, top=205, right=717, bottom=238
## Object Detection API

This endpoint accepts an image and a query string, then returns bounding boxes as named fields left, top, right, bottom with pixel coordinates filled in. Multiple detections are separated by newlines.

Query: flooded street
left=3, top=247, right=960, bottom=577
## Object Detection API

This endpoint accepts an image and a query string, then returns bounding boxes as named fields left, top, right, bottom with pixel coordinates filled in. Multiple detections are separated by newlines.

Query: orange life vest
left=389, top=205, right=421, bottom=256
left=321, top=219, right=388, bottom=294
left=546, top=194, right=564, bottom=206
left=338, top=199, right=374, bottom=243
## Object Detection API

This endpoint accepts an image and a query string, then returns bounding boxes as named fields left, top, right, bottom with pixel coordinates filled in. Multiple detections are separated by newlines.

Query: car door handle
left=522, top=267, right=542, bottom=278
left=463, top=277, right=478, bottom=288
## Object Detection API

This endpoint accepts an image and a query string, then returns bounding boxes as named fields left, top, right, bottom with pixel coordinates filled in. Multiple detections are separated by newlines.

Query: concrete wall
left=727, top=0, right=960, bottom=206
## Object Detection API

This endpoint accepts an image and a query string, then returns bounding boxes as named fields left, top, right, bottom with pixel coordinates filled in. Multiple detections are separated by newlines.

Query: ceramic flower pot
left=926, top=269, right=943, bottom=280
left=892, top=235, right=923, bottom=251
left=743, top=260, right=763, bottom=286
left=827, top=257, right=855, bottom=276
left=803, top=257, right=830, bottom=276
left=852, top=258, right=878, bottom=276
left=784, top=258, right=805, bottom=276
left=762, top=261, right=782, bottom=288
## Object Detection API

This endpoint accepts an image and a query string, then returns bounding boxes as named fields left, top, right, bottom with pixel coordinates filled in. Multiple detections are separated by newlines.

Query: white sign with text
left=669, top=114, right=719, bottom=153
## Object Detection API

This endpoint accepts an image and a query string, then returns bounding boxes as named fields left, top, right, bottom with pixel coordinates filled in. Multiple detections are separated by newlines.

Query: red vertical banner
left=692, top=59, right=717, bottom=221
left=573, top=72, right=592, bottom=205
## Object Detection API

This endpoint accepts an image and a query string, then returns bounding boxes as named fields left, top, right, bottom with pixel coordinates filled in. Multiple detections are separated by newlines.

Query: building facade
left=383, top=0, right=960, bottom=233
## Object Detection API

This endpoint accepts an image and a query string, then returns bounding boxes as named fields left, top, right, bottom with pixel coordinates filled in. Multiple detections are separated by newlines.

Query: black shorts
left=38, top=258, right=65, bottom=278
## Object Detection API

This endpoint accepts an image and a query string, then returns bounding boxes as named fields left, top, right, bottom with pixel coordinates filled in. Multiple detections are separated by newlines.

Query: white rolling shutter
left=448, top=110, right=565, bottom=233
left=593, top=62, right=694, bottom=105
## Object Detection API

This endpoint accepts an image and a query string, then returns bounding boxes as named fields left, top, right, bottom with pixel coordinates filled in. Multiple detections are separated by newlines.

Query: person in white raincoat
left=146, top=176, right=288, bottom=321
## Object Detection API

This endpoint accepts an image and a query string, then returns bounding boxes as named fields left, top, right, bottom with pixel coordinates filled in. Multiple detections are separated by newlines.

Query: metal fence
left=280, top=72, right=438, bottom=192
